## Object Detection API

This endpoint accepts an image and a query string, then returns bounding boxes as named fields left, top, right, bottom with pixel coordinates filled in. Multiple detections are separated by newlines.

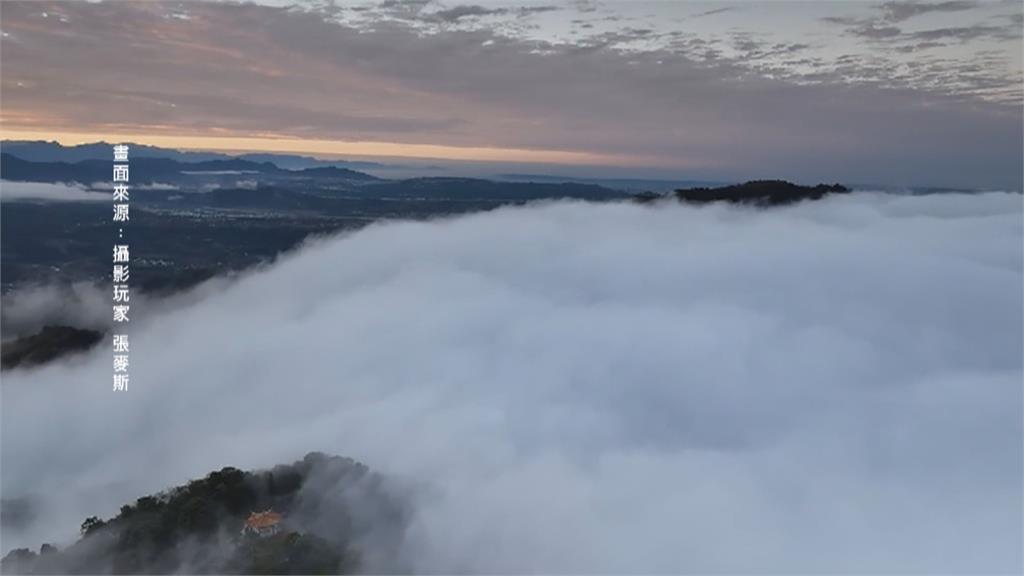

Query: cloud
left=517, top=5, right=559, bottom=16
left=0, top=282, right=111, bottom=339
left=825, top=1, right=982, bottom=30
left=908, top=23, right=1022, bottom=42
left=385, top=2, right=558, bottom=24
left=838, top=19, right=1020, bottom=43
left=0, top=181, right=106, bottom=202
left=570, top=0, right=599, bottom=14
left=431, top=4, right=505, bottom=22
left=691, top=7, right=736, bottom=19
left=2, top=193, right=1022, bottom=572
left=823, top=1, right=1020, bottom=44
left=849, top=23, right=904, bottom=39
left=880, top=0, right=980, bottom=22
left=0, top=2, right=1020, bottom=188
left=430, top=4, right=559, bottom=22
left=87, top=182, right=179, bottom=191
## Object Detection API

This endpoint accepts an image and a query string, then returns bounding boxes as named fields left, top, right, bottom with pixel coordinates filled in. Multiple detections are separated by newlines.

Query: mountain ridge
left=1, top=140, right=394, bottom=171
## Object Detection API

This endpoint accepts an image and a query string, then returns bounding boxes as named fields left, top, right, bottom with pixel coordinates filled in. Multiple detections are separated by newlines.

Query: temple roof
left=245, top=510, right=283, bottom=529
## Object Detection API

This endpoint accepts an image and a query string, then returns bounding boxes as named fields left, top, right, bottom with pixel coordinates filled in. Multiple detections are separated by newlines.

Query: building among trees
left=242, top=510, right=283, bottom=537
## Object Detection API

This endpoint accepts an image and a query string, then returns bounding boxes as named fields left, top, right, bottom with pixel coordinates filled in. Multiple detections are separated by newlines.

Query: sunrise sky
left=1, top=0, right=1022, bottom=187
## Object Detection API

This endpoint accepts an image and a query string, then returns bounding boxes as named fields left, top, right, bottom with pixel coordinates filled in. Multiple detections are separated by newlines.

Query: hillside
left=669, top=180, right=850, bottom=206
left=0, top=453, right=406, bottom=574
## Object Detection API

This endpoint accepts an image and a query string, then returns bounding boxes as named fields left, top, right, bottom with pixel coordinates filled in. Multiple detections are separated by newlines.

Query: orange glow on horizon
left=0, top=129, right=671, bottom=167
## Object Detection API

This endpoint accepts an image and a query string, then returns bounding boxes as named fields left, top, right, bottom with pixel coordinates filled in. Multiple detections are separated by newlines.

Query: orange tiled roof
left=245, top=510, right=283, bottom=529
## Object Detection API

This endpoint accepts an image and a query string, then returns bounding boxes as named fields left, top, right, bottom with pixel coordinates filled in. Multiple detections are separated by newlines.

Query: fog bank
left=2, top=192, right=1022, bottom=573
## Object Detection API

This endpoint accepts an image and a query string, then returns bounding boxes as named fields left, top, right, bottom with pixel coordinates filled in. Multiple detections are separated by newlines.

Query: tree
left=81, top=516, right=105, bottom=535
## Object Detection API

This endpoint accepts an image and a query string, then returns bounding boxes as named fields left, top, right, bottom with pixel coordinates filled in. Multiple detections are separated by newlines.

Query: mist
left=2, top=192, right=1022, bottom=573
left=0, top=181, right=107, bottom=203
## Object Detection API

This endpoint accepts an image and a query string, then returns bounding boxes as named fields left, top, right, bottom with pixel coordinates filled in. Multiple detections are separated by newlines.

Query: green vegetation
left=1, top=453, right=396, bottom=574
left=634, top=180, right=850, bottom=206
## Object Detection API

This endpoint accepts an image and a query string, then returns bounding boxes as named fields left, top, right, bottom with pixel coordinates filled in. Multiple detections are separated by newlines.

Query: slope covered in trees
left=634, top=180, right=850, bottom=206
left=1, top=453, right=406, bottom=574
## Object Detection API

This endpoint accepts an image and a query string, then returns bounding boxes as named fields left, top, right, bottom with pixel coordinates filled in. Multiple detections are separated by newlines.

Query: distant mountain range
left=0, top=149, right=633, bottom=300
left=1, top=141, right=734, bottom=194
left=0, top=153, right=381, bottom=186
left=0, top=152, right=630, bottom=205
left=1, top=140, right=395, bottom=171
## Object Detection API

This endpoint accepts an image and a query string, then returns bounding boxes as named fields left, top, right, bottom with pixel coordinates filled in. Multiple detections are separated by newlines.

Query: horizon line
left=0, top=129, right=684, bottom=170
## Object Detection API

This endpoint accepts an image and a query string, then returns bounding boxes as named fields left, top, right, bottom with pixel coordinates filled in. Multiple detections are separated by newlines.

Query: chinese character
left=113, top=284, right=130, bottom=302
left=112, top=144, right=132, bottom=393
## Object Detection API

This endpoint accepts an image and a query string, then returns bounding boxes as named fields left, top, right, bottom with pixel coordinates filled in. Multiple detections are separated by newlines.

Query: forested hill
left=634, top=180, right=850, bottom=206
left=1, top=453, right=407, bottom=574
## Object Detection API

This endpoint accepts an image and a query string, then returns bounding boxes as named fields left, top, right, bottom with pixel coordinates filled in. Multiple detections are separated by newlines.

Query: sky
left=1, top=0, right=1022, bottom=188
left=3, top=191, right=1022, bottom=571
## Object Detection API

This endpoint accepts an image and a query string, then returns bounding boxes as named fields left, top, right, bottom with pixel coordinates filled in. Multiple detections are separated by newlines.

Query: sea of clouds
left=0, top=181, right=108, bottom=202
left=2, top=192, right=1022, bottom=573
